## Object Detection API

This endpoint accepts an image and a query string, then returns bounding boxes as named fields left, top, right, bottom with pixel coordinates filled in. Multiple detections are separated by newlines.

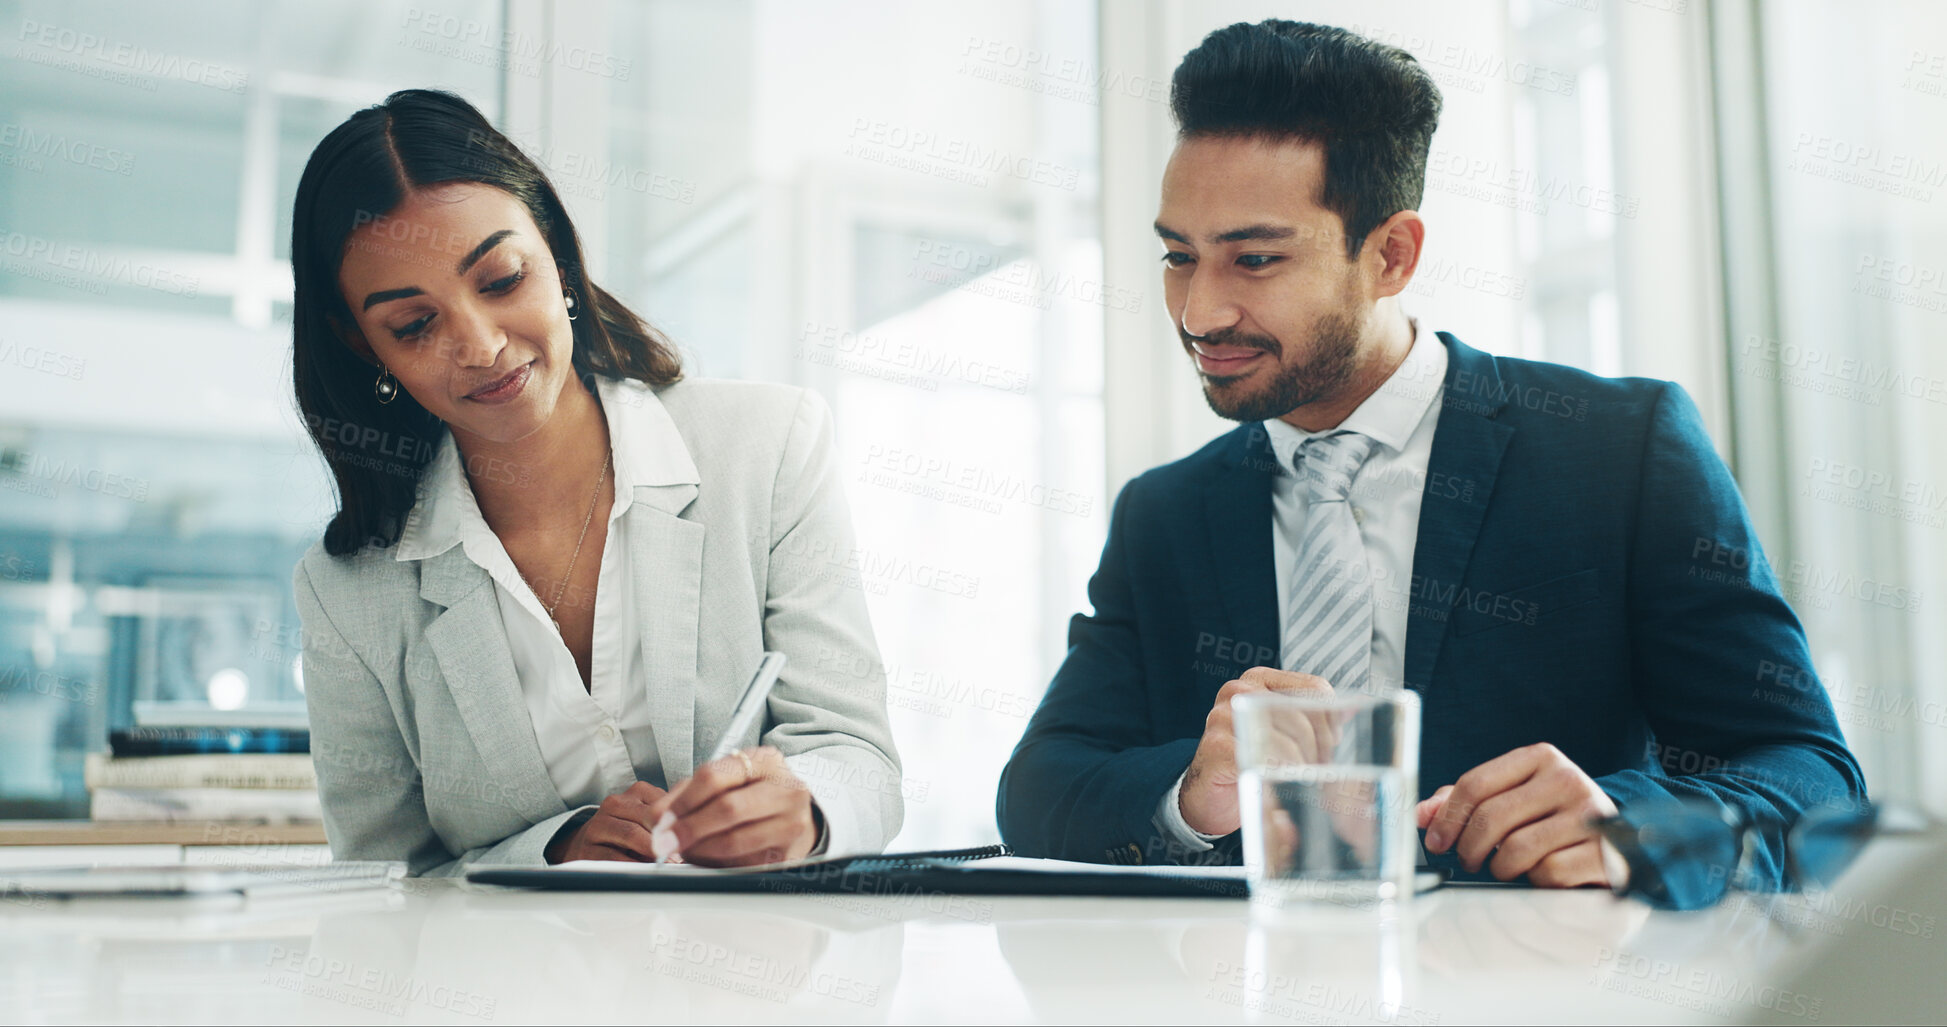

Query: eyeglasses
left=1591, top=800, right=1908, bottom=911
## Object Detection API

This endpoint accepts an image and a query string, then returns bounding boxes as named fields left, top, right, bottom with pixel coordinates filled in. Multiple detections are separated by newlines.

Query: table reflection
left=0, top=872, right=1848, bottom=1025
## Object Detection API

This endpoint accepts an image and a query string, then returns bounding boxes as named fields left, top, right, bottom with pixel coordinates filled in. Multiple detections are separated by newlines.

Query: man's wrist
left=1155, top=771, right=1227, bottom=850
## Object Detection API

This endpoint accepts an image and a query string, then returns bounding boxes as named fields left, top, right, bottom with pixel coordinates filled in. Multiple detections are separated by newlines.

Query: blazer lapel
left=626, top=486, right=704, bottom=779
left=1202, top=423, right=1282, bottom=668
left=1403, top=334, right=1516, bottom=692
left=599, top=378, right=709, bottom=782
left=417, top=549, right=567, bottom=825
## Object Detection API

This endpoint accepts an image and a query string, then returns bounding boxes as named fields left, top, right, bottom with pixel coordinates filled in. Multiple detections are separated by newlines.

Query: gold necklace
left=525, top=451, right=611, bottom=633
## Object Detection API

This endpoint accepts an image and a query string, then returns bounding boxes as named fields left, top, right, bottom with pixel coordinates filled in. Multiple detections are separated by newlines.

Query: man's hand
left=642, top=746, right=820, bottom=867
left=1417, top=742, right=1618, bottom=887
left=1179, top=667, right=1334, bottom=836
left=546, top=781, right=670, bottom=863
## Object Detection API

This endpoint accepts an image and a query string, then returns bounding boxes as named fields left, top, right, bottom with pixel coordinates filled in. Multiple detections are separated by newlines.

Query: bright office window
left=589, top=0, right=1106, bottom=848
left=0, top=0, right=502, bottom=815
left=1726, top=0, right=1947, bottom=807
left=0, top=0, right=1105, bottom=847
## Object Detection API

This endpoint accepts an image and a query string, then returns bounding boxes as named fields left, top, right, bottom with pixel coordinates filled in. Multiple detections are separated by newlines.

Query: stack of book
left=87, top=725, right=319, bottom=824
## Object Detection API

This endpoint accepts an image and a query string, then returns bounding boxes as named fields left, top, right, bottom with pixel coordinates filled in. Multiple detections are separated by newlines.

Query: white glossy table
left=0, top=835, right=1937, bottom=1024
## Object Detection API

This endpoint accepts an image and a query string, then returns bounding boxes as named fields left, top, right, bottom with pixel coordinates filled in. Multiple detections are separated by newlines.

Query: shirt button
left=598, top=723, right=617, bottom=742
left=1352, top=507, right=1368, bottom=525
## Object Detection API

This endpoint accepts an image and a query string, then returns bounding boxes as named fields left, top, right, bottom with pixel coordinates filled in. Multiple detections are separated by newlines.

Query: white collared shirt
left=1156, top=320, right=1449, bottom=850
left=393, top=376, right=668, bottom=809
left=1265, top=317, right=1447, bottom=693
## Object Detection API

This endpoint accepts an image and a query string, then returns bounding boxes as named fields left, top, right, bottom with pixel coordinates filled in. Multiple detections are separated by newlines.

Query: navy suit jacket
left=997, top=333, right=1866, bottom=884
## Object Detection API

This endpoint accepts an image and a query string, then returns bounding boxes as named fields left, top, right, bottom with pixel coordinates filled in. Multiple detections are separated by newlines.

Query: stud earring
left=564, top=289, right=579, bottom=321
left=374, top=364, right=400, bottom=404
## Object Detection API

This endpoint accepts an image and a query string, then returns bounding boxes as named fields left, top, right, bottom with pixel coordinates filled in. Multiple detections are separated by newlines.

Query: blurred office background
left=0, top=0, right=1941, bottom=845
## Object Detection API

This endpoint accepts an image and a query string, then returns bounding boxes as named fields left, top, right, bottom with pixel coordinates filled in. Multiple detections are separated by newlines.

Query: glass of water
left=1232, top=689, right=1421, bottom=911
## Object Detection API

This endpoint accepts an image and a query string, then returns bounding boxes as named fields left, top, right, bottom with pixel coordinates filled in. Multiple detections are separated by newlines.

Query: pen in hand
left=651, top=651, right=788, bottom=862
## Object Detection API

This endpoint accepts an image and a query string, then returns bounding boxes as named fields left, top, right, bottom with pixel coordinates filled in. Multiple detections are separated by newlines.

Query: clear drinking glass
left=1233, top=689, right=1421, bottom=911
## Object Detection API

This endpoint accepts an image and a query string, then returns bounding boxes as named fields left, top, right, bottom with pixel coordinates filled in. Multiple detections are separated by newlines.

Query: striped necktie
left=1280, top=430, right=1378, bottom=692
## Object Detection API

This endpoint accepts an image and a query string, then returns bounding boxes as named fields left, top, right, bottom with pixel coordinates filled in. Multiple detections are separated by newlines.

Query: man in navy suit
left=997, top=20, right=1864, bottom=886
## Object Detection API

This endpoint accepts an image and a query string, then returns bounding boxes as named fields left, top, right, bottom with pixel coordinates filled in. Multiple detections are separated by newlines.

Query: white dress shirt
left=1156, top=320, right=1449, bottom=850
left=394, top=376, right=671, bottom=810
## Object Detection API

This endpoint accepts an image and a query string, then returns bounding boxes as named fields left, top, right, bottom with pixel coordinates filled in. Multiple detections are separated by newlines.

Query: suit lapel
left=626, top=485, right=705, bottom=780
left=1202, top=424, right=1281, bottom=667
left=417, top=549, right=566, bottom=825
left=1403, top=334, right=1516, bottom=691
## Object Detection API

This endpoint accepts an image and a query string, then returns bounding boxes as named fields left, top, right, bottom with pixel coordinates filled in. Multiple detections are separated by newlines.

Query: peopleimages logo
left=6, top=451, right=148, bottom=501
left=0, top=123, right=135, bottom=175
left=0, top=341, right=86, bottom=381
left=859, top=444, right=1093, bottom=518
left=398, top=7, right=632, bottom=80
left=1591, top=948, right=1822, bottom=1020
left=846, top=118, right=1082, bottom=191
left=0, top=229, right=200, bottom=297
left=797, top=322, right=1036, bottom=395
left=15, top=20, right=249, bottom=92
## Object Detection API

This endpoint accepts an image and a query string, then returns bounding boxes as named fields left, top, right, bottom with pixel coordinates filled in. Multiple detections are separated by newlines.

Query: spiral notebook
left=466, top=844, right=1260, bottom=898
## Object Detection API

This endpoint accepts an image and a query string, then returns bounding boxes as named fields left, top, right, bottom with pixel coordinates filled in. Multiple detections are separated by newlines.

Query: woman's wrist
left=545, top=809, right=599, bottom=863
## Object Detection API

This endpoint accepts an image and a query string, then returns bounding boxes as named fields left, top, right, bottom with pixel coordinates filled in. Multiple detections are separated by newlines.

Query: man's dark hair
left=1171, top=20, right=1443, bottom=258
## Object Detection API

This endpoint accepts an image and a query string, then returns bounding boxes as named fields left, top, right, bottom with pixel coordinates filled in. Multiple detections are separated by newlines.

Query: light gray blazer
left=293, top=378, right=902, bottom=876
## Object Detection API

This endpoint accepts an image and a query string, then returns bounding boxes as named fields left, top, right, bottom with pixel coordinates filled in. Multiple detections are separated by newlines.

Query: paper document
left=967, top=856, right=1247, bottom=879
left=556, top=858, right=808, bottom=875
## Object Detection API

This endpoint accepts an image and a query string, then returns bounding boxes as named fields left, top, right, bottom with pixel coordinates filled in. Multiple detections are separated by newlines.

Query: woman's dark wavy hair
left=291, top=88, right=681, bottom=557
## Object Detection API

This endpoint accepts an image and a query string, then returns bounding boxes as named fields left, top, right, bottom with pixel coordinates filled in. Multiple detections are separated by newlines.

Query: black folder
left=466, top=845, right=1251, bottom=899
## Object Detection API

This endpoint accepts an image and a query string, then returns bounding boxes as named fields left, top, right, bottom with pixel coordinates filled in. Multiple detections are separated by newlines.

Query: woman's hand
left=545, top=781, right=670, bottom=863
left=645, top=746, right=820, bottom=866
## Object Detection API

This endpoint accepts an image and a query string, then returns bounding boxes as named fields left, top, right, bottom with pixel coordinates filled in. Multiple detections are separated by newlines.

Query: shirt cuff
left=1154, top=772, right=1226, bottom=852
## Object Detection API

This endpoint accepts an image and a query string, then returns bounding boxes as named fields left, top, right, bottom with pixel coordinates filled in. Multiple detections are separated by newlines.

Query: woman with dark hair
left=289, top=89, right=901, bottom=875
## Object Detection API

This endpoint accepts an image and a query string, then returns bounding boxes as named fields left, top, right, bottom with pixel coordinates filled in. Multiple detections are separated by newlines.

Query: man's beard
left=1188, top=309, right=1363, bottom=423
